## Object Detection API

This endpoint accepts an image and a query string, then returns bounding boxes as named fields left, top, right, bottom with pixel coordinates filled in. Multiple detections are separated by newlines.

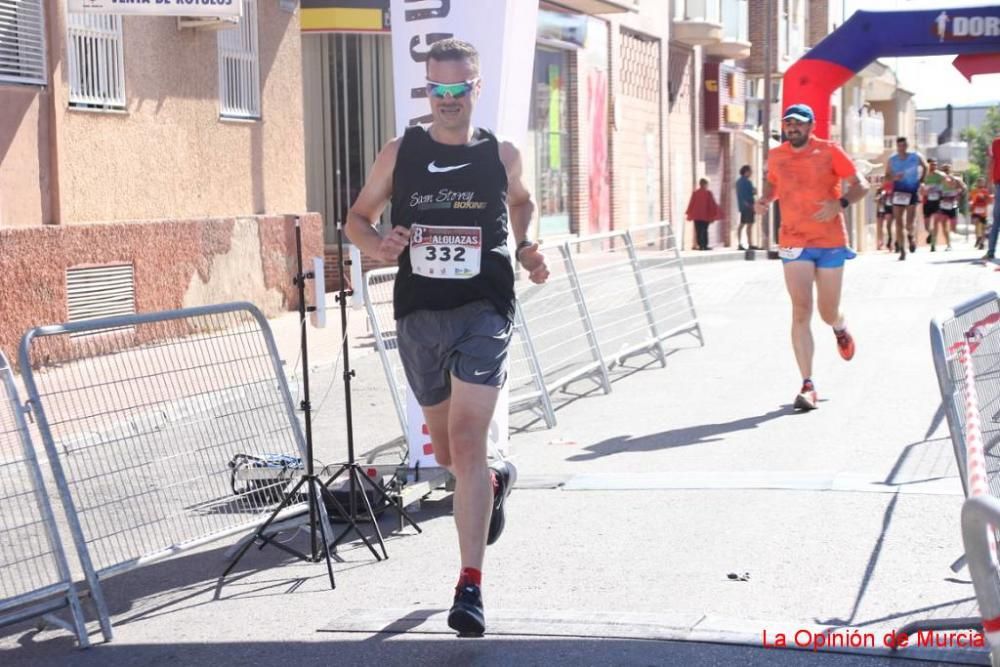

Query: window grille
left=67, top=12, right=125, bottom=109
left=218, top=0, right=260, bottom=119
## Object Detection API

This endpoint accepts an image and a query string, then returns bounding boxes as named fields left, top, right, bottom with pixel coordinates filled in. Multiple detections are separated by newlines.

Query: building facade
left=0, top=1, right=320, bottom=362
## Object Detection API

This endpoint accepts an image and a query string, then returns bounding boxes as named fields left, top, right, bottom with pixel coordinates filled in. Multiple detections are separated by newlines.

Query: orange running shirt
left=767, top=136, right=857, bottom=248
left=971, top=187, right=993, bottom=216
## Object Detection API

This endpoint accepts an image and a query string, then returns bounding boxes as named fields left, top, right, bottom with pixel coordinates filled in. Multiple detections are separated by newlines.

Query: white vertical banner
left=389, top=0, right=538, bottom=143
left=392, top=0, right=534, bottom=468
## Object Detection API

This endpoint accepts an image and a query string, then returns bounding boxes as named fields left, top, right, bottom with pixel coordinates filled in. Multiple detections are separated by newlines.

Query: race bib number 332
left=410, top=224, right=482, bottom=280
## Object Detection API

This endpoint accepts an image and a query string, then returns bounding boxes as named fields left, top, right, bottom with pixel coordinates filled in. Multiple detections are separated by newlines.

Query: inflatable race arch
left=782, top=6, right=1000, bottom=138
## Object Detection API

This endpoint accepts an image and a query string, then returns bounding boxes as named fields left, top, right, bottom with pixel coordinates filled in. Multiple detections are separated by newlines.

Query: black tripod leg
left=356, top=469, right=422, bottom=534
left=222, top=477, right=310, bottom=579
left=309, top=479, right=336, bottom=589
left=351, top=468, right=389, bottom=559
left=322, top=480, right=383, bottom=561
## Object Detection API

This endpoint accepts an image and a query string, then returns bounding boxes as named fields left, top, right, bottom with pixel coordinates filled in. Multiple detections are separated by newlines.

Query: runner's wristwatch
left=839, top=197, right=850, bottom=209
left=515, top=239, right=534, bottom=261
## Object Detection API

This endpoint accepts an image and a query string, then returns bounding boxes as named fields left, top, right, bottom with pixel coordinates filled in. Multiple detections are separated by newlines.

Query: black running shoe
left=448, top=584, right=485, bottom=636
left=909, top=236, right=916, bottom=253
left=487, top=460, right=517, bottom=546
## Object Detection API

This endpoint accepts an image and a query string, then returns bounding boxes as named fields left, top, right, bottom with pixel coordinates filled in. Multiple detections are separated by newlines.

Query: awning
left=301, top=0, right=389, bottom=33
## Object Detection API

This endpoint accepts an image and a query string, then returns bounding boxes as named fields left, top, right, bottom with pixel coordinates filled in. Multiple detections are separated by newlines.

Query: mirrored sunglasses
left=426, top=79, right=477, bottom=99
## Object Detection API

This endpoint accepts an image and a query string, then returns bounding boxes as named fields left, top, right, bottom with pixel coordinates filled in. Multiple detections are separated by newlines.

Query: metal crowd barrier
left=516, top=250, right=611, bottom=396
left=961, top=495, right=1000, bottom=667
left=931, top=291, right=1000, bottom=496
left=897, top=291, right=1000, bottom=641
left=362, top=268, right=409, bottom=443
left=361, top=222, right=701, bottom=443
left=628, top=222, right=704, bottom=350
left=0, top=351, right=101, bottom=646
left=17, top=303, right=310, bottom=637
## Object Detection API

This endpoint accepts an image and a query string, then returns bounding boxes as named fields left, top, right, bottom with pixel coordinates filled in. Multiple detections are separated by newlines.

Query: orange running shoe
left=794, top=382, right=818, bottom=411
left=835, top=328, right=855, bottom=361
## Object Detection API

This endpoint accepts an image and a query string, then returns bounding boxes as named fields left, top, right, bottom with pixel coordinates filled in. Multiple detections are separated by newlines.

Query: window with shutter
left=66, top=264, right=137, bottom=338
left=218, top=0, right=260, bottom=119
left=0, top=0, right=47, bottom=86
left=67, top=13, right=125, bottom=109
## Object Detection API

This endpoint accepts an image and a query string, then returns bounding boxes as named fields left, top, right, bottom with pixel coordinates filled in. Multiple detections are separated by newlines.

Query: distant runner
left=876, top=181, right=894, bottom=251
left=886, top=137, right=928, bottom=261
left=930, top=163, right=964, bottom=252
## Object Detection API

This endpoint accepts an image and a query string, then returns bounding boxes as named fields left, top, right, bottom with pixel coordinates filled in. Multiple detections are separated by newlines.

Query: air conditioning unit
left=176, top=16, right=239, bottom=31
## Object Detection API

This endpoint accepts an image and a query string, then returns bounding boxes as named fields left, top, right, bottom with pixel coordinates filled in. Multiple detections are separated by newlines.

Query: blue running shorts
left=779, top=246, right=857, bottom=269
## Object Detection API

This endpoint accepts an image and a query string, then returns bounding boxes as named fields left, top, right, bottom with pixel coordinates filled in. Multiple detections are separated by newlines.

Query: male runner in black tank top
left=346, top=39, right=548, bottom=637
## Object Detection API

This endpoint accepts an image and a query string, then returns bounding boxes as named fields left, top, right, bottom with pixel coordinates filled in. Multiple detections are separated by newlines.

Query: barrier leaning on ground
left=362, top=221, right=702, bottom=452
left=0, top=351, right=99, bottom=646
left=897, top=291, right=1000, bottom=643
left=17, top=303, right=311, bottom=642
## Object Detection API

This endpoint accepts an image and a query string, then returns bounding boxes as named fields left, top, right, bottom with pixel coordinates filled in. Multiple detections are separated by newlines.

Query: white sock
left=833, top=319, right=847, bottom=333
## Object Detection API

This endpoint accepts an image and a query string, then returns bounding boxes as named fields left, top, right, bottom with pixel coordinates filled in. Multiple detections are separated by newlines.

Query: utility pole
left=761, top=0, right=774, bottom=251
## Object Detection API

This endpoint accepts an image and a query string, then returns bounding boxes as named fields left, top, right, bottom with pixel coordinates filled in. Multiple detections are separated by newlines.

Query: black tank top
left=391, top=126, right=514, bottom=322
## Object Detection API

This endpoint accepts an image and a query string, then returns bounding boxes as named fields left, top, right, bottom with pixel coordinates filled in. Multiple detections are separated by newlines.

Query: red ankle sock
left=458, top=567, right=482, bottom=587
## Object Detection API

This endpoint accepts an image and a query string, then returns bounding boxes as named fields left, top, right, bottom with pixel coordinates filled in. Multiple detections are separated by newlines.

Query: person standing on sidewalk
left=736, top=165, right=758, bottom=250
left=754, top=104, right=870, bottom=411
left=686, top=178, right=722, bottom=251
left=984, top=132, right=1000, bottom=261
left=345, top=38, right=549, bottom=637
left=886, top=137, right=928, bottom=261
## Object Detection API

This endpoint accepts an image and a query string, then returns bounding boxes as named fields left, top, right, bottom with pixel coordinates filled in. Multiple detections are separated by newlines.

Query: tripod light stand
left=222, top=217, right=379, bottom=589
left=323, top=220, right=421, bottom=558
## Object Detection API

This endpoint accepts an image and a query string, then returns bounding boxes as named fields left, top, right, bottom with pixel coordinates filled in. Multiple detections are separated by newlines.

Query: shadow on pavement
left=816, top=493, right=901, bottom=628
left=565, top=405, right=794, bottom=461
left=0, top=636, right=970, bottom=667
left=0, top=512, right=433, bottom=648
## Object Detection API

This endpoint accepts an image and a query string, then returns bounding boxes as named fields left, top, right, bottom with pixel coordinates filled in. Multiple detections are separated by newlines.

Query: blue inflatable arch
left=783, top=6, right=1000, bottom=138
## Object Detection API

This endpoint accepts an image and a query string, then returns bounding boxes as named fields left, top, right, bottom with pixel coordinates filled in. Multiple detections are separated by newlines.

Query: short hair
left=739, top=165, right=752, bottom=176
left=699, top=178, right=709, bottom=186
left=427, top=39, right=480, bottom=76
left=896, top=137, right=908, bottom=144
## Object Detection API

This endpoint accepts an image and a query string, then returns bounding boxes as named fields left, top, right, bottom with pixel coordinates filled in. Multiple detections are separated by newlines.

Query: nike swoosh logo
left=428, top=161, right=471, bottom=173
left=473, top=369, right=491, bottom=376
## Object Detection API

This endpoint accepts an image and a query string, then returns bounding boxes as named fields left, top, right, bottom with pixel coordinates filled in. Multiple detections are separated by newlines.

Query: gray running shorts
left=396, top=299, right=512, bottom=407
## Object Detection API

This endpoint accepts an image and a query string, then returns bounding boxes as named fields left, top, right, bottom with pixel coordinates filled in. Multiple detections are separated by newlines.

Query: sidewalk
left=2, top=240, right=999, bottom=666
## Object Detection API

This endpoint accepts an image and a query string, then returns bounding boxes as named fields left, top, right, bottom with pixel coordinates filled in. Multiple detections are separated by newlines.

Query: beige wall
left=0, top=85, right=53, bottom=228
left=40, top=2, right=306, bottom=225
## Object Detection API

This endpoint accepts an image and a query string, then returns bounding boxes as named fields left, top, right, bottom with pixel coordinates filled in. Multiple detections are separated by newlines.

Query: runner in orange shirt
left=755, top=104, right=870, bottom=411
left=970, top=179, right=994, bottom=250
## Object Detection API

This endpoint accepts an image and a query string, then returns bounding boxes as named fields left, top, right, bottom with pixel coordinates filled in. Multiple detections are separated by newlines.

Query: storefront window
left=531, top=47, right=572, bottom=237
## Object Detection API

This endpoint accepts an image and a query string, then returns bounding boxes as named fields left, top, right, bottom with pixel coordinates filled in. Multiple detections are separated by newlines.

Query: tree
left=960, top=104, right=1000, bottom=185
